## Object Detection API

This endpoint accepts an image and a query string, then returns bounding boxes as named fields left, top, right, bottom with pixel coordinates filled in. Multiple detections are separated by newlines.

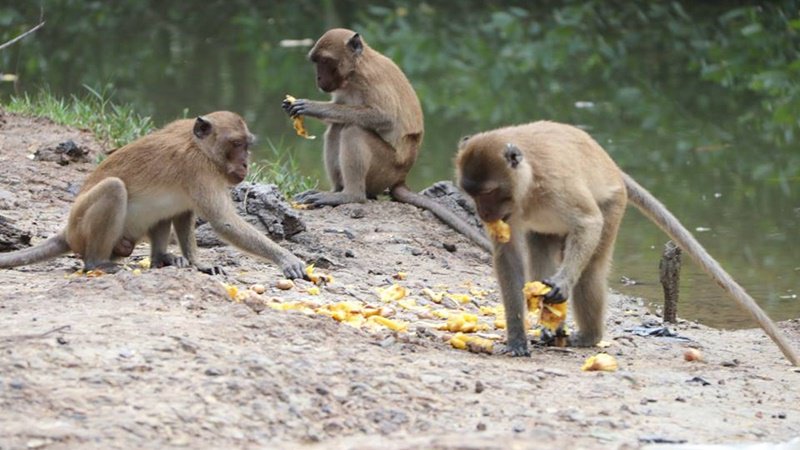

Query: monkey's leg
left=495, top=236, right=530, bottom=356
left=526, top=232, right=563, bottom=282
left=295, top=125, right=343, bottom=204
left=172, top=211, right=223, bottom=275
left=324, top=124, right=344, bottom=192
left=68, top=177, right=128, bottom=272
left=569, top=197, right=626, bottom=347
left=147, top=218, right=189, bottom=269
left=299, top=126, right=391, bottom=207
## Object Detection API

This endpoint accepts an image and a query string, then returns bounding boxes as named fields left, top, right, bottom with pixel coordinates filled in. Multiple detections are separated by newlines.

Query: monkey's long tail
left=391, top=184, right=493, bottom=254
left=623, top=172, right=799, bottom=366
left=0, top=233, right=70, bottom=268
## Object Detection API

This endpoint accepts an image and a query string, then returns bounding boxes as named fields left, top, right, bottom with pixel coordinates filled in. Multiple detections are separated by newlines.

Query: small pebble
left=275, top=279, right=295, bottom=290
left=443, top=243, right=457, bottom=253
left=250, top=284, right=266, bottom=294
left=205, top=368, right=223, bottom=376
left=475, top=380, right=486, bottom=394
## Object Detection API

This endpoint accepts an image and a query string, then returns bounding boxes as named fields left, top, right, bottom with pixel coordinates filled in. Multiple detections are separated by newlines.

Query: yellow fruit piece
left=269, top=301, right=314, bottom=314
left=485, top=219, right=511, bottom=243
left=581, top=353, right=618, bottom=372
left=540, top=302, right=568, bottom=331
left=285, top=94, right=316, bottom=140
left=449, top=334, right=467, bottom=350
left=523, top=280, right=567, bottom=332
left=222, top=283, right=239, bottom=300
left=132, top=269, right=142, bottom=276
left=494, top=318, right=506, bottom=329
left=421, top=288, right=444, bottom=303
left=446, top=293, right=471, bottom=304
left=377, top=284, right=407, bottom=302
left=449, top=332, right=494, bottom=354
left=469, top=287, right=489, bottom=298
left=307, top=286, right=320, bottom=295
left=305, top=264, right=333, bottom=285
left=439, top=312, right=487, bottom=333
left=432, top=309, right=451, bottom=319
left=368, top=315, right=408, bottom=332
left=138, top=257, right=151, bottom=270
left=393, top=272, right=407, bottom=280
left=290, top=201, right=311, bottom=210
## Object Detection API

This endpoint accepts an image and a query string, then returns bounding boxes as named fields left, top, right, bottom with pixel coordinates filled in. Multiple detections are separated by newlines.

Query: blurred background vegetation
left=1, top=0, right=798, bottom=327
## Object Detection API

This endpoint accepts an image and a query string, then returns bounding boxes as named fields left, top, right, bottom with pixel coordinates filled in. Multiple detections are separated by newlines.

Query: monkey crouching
left=456, top=121, right=799, bottom=366
left=0, top=111, right=306, bottom=279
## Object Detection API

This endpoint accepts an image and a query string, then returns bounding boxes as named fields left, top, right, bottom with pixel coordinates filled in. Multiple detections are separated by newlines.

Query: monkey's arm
left=194, top=189, right=306, bottom=279
left=494, top=237, right=530, bottom=356
left=171, top=211, right=223, bottom=275
left=546, top=202, right=604, bottom=301
left=283, top=99, right=393, bottom=132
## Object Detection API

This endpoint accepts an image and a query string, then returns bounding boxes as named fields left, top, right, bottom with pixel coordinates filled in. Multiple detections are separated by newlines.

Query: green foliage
left=246, top=138, right=317, bottom=198
left=3, top=87, right=154, bottom=148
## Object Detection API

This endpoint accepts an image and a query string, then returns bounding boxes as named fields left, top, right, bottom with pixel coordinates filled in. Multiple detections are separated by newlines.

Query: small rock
left=118, top=348, right=134, bottom=359
left=275, top=279, right=295, bottom=290
left=10, top=380, right=25, bottom=390
left=476, top=422, right=487, bottom=431
left=345, top=250, right=355, bottom=258
left=475, top=380, right=486, bottom=394
left=315, top=386, right=329, bottom=396
left=443, top=243, right=457, bottom=253
left=410, top=247, right=423, bottom=256
left=512, top=424, right=525, bottom=433
left=250, top=284, right=266, bottom=294
left=349, top=208, right=366, bottom=219
left=56, top=336, right=68, bottom=345
left=205, top=368, right=224, bottom=376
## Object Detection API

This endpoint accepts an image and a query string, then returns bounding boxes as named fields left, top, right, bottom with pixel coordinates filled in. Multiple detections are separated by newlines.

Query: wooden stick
left=0, top=21, right=45, bottom=52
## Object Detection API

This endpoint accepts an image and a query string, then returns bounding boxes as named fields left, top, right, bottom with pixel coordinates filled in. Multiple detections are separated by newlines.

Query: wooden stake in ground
left=660, top=240, right=682, bottom=323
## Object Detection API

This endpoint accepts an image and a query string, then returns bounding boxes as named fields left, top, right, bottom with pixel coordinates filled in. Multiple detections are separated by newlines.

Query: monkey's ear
left=347, top=33, right=363, bottom=56
left=193, top=116, right=213, bottom=139
left=458, top=135, right=471, bottom=149
left=504, top=143, right=523, bottom=169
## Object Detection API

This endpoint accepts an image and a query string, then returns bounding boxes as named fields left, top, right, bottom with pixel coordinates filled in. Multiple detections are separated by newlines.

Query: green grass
left=2, top=88, right=315, bottom=196
left=247, top=137, right=317, bottom=197
left=3, top=86, right=155, bottom=148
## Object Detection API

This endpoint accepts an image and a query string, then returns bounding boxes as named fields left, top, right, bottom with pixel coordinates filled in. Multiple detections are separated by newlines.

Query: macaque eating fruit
left=456, top=121, right=799, bottom=366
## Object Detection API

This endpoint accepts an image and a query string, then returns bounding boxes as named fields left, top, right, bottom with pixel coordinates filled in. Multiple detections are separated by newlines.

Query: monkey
left=282, top=28, right=492, bottom=253
left=456, top=121, right=799, bottom=365
left=0, top=111, right=307, bottom=279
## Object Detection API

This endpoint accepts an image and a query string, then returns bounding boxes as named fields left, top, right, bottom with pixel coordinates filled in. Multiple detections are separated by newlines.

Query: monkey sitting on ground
left=456, top=121, right=799, bottom=365
left=282, top=28, right=491, bottom=253
left=0, top=111, right=307, bottom=279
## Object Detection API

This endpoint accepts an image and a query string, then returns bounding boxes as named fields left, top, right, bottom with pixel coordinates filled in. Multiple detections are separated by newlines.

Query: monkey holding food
left=456, top=121, right=799, bottom=365
left=283, top=28, right=491, bottom=253
left=0, top=111, right=306, bottom=279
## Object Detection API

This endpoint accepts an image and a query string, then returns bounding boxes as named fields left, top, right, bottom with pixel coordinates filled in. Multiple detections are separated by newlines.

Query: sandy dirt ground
left=1, top=111, right=799, bottom=450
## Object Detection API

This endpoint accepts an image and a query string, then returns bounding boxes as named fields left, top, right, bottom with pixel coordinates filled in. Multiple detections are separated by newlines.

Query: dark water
left=1, top=2, right=797, bottom=328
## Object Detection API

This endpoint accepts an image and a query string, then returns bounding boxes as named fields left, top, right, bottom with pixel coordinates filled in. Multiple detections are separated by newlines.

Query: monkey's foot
left=197, top=265, right=225, bottom=276
left=152, top=253, right=190, bottom=269
left=295, top=191, right=366, bottom=208
left=568, top=331, right=602, bottom=348
left=497, top=340, right=531, bottom=357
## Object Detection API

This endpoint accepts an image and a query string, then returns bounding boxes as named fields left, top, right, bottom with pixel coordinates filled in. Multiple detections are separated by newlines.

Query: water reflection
left=1, top=1, right=797, bottom=328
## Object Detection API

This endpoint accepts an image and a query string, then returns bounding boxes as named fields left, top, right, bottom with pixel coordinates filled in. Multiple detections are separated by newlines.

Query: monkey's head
left=456, top=135, right=524, bottom=224
left=192, top=111, right=255, bottom=185
left=308, top=28, right=365, bottom=93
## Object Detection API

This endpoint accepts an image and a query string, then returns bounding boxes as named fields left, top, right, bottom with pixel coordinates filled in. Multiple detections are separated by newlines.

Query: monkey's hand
left=282, top=98, right=321, bottom=118
left=280, top=254, right=306, bottom=280
left=542, top=278, right=568, bottom=304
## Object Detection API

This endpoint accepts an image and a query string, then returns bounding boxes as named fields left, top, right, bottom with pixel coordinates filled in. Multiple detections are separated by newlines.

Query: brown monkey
left=456, top=121, right=799, bottom=365
left=0, top=111, right=306, bottom=279
left=283, top=28, right=491, bottom=253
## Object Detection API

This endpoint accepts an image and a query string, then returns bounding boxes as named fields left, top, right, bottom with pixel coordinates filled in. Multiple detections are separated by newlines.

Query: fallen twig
left=0, top=324, right=70, bottom=346
left=0, top=21, right=45, bottom=52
